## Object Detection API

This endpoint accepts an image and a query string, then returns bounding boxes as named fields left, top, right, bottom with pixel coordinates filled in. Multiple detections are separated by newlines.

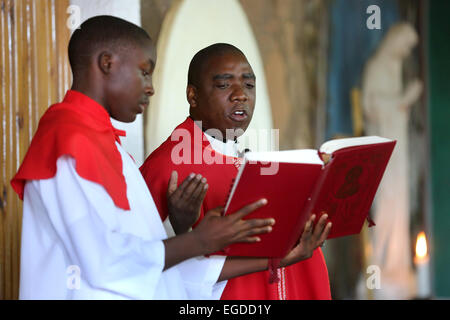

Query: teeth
left=234, top=111, right=244, bottom=115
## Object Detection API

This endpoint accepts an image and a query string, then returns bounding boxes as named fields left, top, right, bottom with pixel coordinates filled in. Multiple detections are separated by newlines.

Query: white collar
left=203, top=131, right=240, bottom=158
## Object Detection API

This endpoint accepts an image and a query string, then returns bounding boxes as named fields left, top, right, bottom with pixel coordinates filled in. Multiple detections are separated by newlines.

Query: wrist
left=162, top=230, right=207, bottom=271
left=183, top=228, right=208, bottom=257
left=169, top=215, right=189, bottom=235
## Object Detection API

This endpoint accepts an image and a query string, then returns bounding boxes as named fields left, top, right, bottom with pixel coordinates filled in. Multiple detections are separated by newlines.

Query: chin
left=125, top=115, right=138, bottom=123
left=238, top=122, right=251, bottom=133
left=113, top=114, right=137, bottom=123
left=236, top=126, right=248, bottom=136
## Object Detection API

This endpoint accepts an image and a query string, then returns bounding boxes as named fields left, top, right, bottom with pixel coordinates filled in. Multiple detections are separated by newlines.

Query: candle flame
left=415, top=232, right=428, bottom=259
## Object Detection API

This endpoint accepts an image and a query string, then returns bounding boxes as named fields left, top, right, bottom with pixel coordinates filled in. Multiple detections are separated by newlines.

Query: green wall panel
left=428, top=0, right=450, bottom=298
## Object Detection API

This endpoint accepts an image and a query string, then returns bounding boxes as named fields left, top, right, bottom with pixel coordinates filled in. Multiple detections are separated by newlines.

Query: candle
left=414, top=232, right=431, bottom=298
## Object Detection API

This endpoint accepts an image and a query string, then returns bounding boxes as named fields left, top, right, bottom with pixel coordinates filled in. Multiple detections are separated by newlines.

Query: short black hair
left=187, top=43, right=245, bottom=87
left=68, top=15, right=152, bottom=78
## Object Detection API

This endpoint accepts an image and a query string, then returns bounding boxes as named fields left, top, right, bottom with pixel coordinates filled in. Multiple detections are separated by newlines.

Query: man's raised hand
left=167, top=171, right=208, bottom=234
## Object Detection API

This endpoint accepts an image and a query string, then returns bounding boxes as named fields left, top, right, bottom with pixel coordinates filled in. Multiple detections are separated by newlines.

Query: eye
left=245, top=83, right=255, bottom=89
left=216, top=82, right=229, bottom=89
left=142, top=69, right=153, bottom=78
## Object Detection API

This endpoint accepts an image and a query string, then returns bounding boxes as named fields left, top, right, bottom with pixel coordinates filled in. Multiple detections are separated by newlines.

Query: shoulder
left=140, top=137, right=176, bottom=184
left=141, top=136, right=174, bottom=167
left=39, top=103, right=111, bottom=147
left=140, top=118, right=201, bottom=183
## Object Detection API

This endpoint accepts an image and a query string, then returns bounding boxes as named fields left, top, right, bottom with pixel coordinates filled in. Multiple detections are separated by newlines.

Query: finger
left=312, top=213, right=329, bottom=239
left=166, top=171, right=178, bottom=196
left=240, top=217, right=276, bottom=233
left=190, top=177, right=208, bottom=201
left=304, top=215, right=316, bottom=234
left=193, top=182, right=208, bottom=205
left=317, top=222, right=332, bottom=246
left=171, top=172, right=196, bottom=199
left=234, top=236, right=262, bottom=244
left=300, top=215, right=315, bottom=242
left=181, top=174, right=205, bottom=200
left=181, top=174, right=201, bottom=197
left=229, top=198, right=268, bottom=222
left=243, top=224, right=273, bottom=237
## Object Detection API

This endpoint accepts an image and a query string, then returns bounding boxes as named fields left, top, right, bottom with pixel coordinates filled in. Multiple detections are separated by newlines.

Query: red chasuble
left=140, top=117, right=331, bottom=300
left=11, top=90, right=130, bottom=210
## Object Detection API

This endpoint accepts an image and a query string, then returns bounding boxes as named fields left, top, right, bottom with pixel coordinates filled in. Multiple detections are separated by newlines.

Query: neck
left=188, top=116, right=241, bottom=143
left=71, top=77, right=110, bottom=115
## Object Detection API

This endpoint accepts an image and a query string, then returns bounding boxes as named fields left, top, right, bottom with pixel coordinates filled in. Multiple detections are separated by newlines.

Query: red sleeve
left=140, top=153, right=173, bottom=221
left=140, top=143, right=207, bottom=226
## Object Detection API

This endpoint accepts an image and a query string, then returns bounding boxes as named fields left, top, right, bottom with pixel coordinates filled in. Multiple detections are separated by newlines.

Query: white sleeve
left=34, top=156, right=166, bottom=299
left=162, top=218, right=227, bottom=299
left=162, top=217, right=177, bottom=238
left=177, top=255, right=227, bottom=300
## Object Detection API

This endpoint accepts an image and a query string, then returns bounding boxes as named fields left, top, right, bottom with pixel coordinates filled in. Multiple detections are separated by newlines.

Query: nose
left=145, top=82, right=155, bottom=97
left=230, top=84, right=248, bottom=102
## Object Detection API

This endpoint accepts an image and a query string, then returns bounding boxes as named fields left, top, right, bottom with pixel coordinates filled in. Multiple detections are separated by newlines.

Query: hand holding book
left=192, top=198, right=275, bottom=255
left=217, top=212, right=332, bottom=283
left=279, top=213, right=332, bottom=267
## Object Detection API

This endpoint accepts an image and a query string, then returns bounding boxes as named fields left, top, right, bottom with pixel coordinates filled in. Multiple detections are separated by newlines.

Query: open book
left=223, top=136, right=396, bottom=258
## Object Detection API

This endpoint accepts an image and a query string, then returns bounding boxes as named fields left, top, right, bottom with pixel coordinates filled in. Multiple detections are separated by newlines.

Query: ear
left=98, top=51, right=114, bottom=75
left=186, top=85, right=198, bottom=108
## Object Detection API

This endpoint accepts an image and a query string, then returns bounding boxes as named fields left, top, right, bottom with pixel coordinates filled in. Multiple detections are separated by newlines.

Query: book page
left=244, top=149, right=323, bottom=164
left=319, top=136, right=393, bottom=154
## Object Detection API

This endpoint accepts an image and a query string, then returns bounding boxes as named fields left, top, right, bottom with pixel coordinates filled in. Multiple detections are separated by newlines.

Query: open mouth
left=138, top=101, right=149, bottom=113
left=229, top=109, right=248, bottom=122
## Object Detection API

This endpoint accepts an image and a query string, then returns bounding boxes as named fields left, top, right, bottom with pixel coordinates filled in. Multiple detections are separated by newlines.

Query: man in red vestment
left=141, top=43, right=332, bottom=300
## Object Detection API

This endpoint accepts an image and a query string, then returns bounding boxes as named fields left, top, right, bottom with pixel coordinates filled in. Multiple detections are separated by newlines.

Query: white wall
left=69, top=0, right=144, bottom=166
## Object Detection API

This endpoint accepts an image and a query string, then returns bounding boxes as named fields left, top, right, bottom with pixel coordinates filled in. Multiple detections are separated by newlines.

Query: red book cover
left=223, top=137, right=396, bottom=258
left=307, top=141, right=396, bottom=239
left=224, top=161, right=323, bottom=258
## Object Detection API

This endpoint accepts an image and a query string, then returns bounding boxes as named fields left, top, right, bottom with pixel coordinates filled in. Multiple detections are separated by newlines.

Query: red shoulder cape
left=11, top=90, right=130, bottom=210
left=140, top=117, right=331, bottom=300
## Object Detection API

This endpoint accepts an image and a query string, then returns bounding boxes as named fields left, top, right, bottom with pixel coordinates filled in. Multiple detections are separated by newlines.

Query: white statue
left=362, top=22, right=423, bottom=299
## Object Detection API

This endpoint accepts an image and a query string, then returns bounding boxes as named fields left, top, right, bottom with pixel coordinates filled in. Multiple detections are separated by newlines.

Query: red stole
left=140, top=117, right=331, bottom=300
left=11, top=90, right=130, bottom=210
